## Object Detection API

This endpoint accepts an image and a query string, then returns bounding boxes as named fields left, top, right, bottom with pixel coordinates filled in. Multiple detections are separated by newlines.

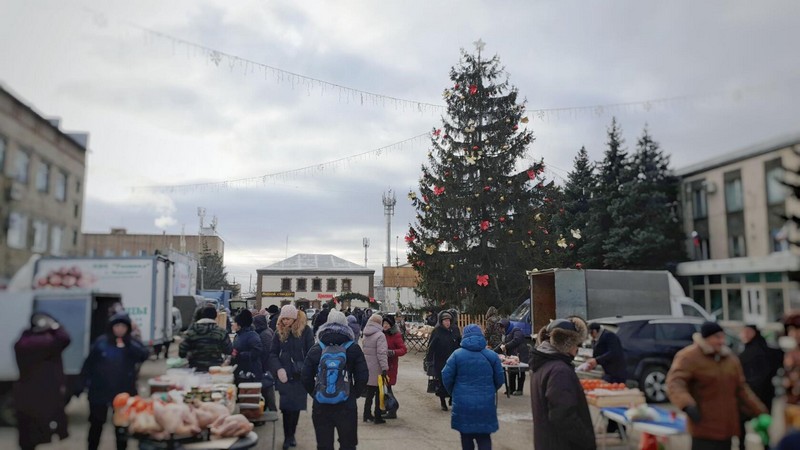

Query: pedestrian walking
left=737, top=324, right=782, bottom=450
left=382, top=314, right=407, bottom=419
left=347, top=314, right=362, bottom=340
left=267, top=304, right=280, bottom=331
left=253, top=314, right=277, bottom=412
left=302, top=310, right=369, bottom=450
left=781, top=311, right=800, bottom=430
left=667, top=321, right=767, bottom=450
left=426, top=310, right=461, bottom=411
left=362, top=314, right=389, bottom=423
left=361, top=308, right=373, bottom=329
left=483, top=307, right=504, bottom=350
left=268, top=305, right=314, bottom=449
left=179, top=305, right=233, bottom=372
left=231, top=310, right=263, bottom=383
left=586, top=322, right=627, bottom=383
left=14, top=313, right=71, bottom=450
left=441, top=324, right=505, bottom=450
left=494, top=318, right=529, bottom=396
left=530, top=317, right=595, bottom=450
left=313, top=303, right=331, bottom=335
left=81, top=312, right=150, bottom=450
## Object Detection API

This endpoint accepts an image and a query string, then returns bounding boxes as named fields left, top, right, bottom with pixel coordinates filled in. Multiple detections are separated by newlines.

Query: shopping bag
left=377, top=374, right=386, bottom=411
left=381, top=376, right=399, bottom=413
left=427, top=376, right=439, bottom=394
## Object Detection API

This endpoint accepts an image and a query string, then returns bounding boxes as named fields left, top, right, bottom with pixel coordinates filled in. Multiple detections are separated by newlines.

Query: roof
left=259, top=254, right=374, bottom=273
left=590, top=315, right=706, bottom=325
left=676, top=133, right=800, bottom=177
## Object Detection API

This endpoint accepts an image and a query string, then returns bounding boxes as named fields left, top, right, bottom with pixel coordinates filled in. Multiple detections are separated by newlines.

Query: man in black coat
left=587, top=322, right=627, bottom=383
left=738, top=324, right=782, bottom=449
left=266, top=304, right=280, bottom=331
left=313, top=303, right=331, bottom=335
left=302, top=310, right=369, bottom=450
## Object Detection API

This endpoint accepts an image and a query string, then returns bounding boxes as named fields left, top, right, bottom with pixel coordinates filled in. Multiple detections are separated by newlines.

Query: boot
left=385, top=410, right=397, bottom=419
left=363, top=412, right=374, bottom=423
left=440, top=396, right=448, bottom=411
left=373, top=411, right=386, bottom=424
left=363, top=396, right=374, bottom=422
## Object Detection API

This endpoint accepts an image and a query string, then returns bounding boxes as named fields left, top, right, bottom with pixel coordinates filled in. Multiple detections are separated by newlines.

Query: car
left=305, top=308, right=318, bottom=321
left=588, top=315, right=707, bottom=403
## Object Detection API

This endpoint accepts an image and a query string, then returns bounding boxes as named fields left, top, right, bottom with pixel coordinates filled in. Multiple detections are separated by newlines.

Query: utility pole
left=363, top=237, right=370, bottom=268
left=382, top=190, right=396, bottom=268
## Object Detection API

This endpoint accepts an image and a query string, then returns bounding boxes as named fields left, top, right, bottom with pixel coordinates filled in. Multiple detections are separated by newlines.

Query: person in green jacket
left=179, top=305, right=233, bottom=371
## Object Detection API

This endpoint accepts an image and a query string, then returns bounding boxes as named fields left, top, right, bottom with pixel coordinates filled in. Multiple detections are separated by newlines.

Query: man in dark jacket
left=738, top=324, right=782, bottom=450
left=14, top=313, right=71, bottom=450
left=231, top=310, right=264, bottom=384
left=179, top=305, right=233, bottom=371
left=267, top=304, right=280, bottom=331
left=586, top=322, right=627, bottom=383
left=253, top=314, right=277, bottom=412
left=530, top=317, right=595, bottom=450
left=313, top=303, right=331, bottom=335
left=494, top=319, right=530, bottom=396
left=302, top=310, right=369, bottom=450
left=426, top=310, right=461, bottom=410
left=82, top=312, right=150, bottom=450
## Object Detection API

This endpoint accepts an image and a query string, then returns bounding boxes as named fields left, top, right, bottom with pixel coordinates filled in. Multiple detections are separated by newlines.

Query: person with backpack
left=268, top=305, right=314, bottom=449
left=442, top=324, right=505, bottom=450
left=302, top=310, right=369, bottom=450
left=382, top=314, right=407, bottom=419
left=362, top=314, right=389, bottom=424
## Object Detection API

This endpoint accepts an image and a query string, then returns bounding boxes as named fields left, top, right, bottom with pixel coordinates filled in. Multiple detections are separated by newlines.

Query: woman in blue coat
left=442, top=324, right=505, bottom=450
left=231, top=310, right=263, bottom=383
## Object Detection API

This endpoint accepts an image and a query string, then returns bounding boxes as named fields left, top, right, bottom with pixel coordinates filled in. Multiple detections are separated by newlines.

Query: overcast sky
left=2, top=1, right=799, bottom=291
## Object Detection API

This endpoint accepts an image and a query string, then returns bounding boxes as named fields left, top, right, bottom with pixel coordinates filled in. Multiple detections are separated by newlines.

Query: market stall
left=405, top=324, right=433, bottom=353
left=498, top=354, right=528, bottom=399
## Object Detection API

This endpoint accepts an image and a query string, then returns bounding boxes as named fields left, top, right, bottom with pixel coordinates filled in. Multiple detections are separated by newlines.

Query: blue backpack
left=314, top=341, right=353, bottom=404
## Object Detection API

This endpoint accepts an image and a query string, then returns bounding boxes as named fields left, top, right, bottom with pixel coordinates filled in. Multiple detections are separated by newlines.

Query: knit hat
left=235, top=309, right=253, bottom=328
left=439, top=311, right=453, bottom=321
left=700, top=321, right=724, bottom=338
left=200, top=305, right=218, bottom=320
left=588, top=322, right=601, bottom=332
left=383, top=314, right=396, bottom=328
left=547, top=317, right=588, bottom=354
left=326, top=310, right=347, bottom=326
left=279, top=304, right=298, bottom=320
left=369, top=313, right=383, bottom=324
left=267, top=304, right=280, bottom=314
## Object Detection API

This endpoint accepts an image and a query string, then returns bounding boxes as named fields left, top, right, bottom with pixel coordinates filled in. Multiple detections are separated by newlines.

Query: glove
left=387, top=350, right=395, bottom=357
left=683, top=405, right=701, bottom=422
left=382, top=370, right=388, bottom=378
left=277, top=368, right=288, bottom=384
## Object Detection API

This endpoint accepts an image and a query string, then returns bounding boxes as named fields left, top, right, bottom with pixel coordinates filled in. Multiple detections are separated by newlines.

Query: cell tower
left=382, top=190, right=396, bottom=267
left=363, top=237, right=370, bottom=268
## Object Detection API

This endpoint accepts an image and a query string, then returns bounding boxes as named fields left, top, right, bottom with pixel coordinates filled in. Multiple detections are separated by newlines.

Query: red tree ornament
left=513, top=125, right=519, bottom=131
left=476, top=274, right=489, bottom=287
left=433, top=186, right=445, bottom=196
left=575, top=263, right=583, bottom=269
left=483, top=185, right=491, bottom=192
left=469, top=84, right=478, bottom=95
left=422, top=195, right=429, bottom=203
left=404, top=232, right=416, bottom=243
left=499, top=216, right=506, bottom=223
left=455, top=83, right=460, bottom=89
left=480, top=220, right=490, bottom=231
left=433, top=129, right=441, bottom=137
left=527, top=169, right=536, bottom=180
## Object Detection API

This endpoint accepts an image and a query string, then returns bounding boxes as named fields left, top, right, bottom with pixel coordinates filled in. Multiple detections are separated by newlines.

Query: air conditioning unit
left=7, top=181, right=25, bottom=201
left=702, top=180, right=717, bottom=194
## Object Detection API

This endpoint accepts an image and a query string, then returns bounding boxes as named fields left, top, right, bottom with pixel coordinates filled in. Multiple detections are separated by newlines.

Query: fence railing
left=456, top=314, right=486, bottom=332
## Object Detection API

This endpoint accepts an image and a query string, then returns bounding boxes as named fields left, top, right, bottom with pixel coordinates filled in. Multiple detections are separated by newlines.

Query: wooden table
left=501, top=363, right=529, bottom=398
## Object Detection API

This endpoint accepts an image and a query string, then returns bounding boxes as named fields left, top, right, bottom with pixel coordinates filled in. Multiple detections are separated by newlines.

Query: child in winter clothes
left=442, top=324, right=505, bottom=450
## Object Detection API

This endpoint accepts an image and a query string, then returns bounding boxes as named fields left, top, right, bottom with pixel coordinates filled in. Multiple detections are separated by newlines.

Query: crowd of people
left=14, top=298, right=800, bottom=450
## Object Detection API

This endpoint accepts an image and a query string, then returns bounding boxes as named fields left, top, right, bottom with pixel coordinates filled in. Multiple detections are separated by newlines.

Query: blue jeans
left=460, top=433, right=491, bottom=450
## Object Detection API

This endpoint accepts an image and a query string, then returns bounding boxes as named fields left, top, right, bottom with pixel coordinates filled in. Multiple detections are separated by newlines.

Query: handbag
left=427, top=376, right=439, bottom=394
left=381, top=376, right=399, bottom=413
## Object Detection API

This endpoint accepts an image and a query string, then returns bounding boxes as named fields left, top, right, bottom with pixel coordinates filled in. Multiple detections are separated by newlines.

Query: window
left=87, top=248, right=96, bottom=257
left=690, top=180, right=707, bottom=219
left=14, top=149, right=30, bottom=184
left=326, top=278, right=337, bottom=292
left=728, top=235, right=746, bottom=258
left=766, top=289, right=785, bottom=323
left=296, top=278, right=307, bottom=291
left=655, top=323, right=698, bottom=341
left=121, top=249, right=131, bottom=257
left=103, top=248, right=114, bottom=257
left=76, top=178, right=82, bottom=195
left=74, top=203, right=80, bottom=219
left=709, top=290, right=723, bottom=317
left=72, top=230, right=78, bottom=246
left=311, top=278, right=322, bottom=291
left=341, top=279, right=352, bottom=292
left=765, top=159, right=786, bottom=205
left=139, top=250, right=148, bottom=256
left=32, top=220, right=48, bottom=252
left=50, top=226, right=63, bottom=256
left=0, top=135, right=6, bottom=173
left=682, top=304, right=707, bottom=319
left=54, top=170, right=67, bottom=201
left=35, top=161, right=50, bottom=193
left=727, top=290, right=743, bottom=321
left=7, top=212, right=28, bottom=249
left=724, top=171, right=743, bottom=212
left=281, top=278, right=291, bottom=291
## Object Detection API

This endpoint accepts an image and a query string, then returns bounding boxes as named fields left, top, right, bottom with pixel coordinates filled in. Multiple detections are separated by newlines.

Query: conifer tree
left=559, top=146, right=594, bottom=267
left=406, top=45, right=574, bottom=314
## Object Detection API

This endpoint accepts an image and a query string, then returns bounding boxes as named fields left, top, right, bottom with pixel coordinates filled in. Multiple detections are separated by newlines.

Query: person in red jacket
left=383, top=314, right=407, bottom=419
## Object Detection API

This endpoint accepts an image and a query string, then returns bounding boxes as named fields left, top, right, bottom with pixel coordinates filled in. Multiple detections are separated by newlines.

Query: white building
left=383, top=264, right=428, bottom=312
left=256, top=253, right=375, bottom=310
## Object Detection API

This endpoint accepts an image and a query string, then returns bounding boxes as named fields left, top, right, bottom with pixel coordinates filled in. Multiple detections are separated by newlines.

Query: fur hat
left=326, top=310, right=347, bottom=326
left=700, top=321, right=724, bottom=338
left=547, top=316, right=588, bottom=354
left=369, top=313, right=383, bottom=324
left=383, top=314, right=396, bottom=328
left=279, top=304, right=298, bottom=320
left=235, top=309, right=253, bottom=328
left=200, top=305, right=218, bottom=320
left=267, top=305, right=280, bottom=314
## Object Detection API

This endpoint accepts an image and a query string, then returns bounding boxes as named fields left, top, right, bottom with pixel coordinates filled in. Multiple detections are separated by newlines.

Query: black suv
left=588, top=316, right=705, bottom=403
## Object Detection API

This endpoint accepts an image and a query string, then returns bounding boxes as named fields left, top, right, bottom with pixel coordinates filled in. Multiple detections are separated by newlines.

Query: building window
left=14, top=149, right=30, bottom=184
left=35, top=161, right=50, bottom=193
left=311, top=278, right=322, bottom=291
left=765, top=159, right=788, bottom=252
left=690, top=180, right=707, bottom=219
left=139, top=250, right=148, bottom=256
left=326, top=278, right=337, bottom=292
left=87, top=248, right=96, bottom=257
left=121, top=249, right=131, bottom=257
left=74, top=203, right=80, bottom=219
left=7, top=212, right=28, bottom=249
left=54, top=170, right=67, bottom=202
left=724, top=170, right=746, bottom=258
left=72, top=230, right=78, bottom=246
left=103, top=248, right=114, bottom=257
left=281, top=278, right=291, bottom=291
left=341, top=278, right=352, bottom=292
left=765, top=159, right=786, bottom=205
left=32, top=220, right=48, bottom=252
left=728, top=235, right=746, bottom=258
left=76, top=178, right=82, bottom=195
left=724, top=171, right=743, bottom=212
left=296, top=278, right=307, bottom=291
left=0, top=135, right=6, bottom=173
left=50, top=226, right=63, bottom=256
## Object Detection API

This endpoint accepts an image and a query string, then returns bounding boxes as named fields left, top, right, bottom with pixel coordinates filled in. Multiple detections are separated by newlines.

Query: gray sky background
left=2, top=0, right=799, bottom=291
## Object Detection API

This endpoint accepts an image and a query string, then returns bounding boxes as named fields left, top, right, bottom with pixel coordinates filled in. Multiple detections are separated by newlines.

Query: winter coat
left=530, top=342, right=596, bottom=450
left=346, top=315, right=361, bottom=339
left=179, top=318, right=233, bottom=371
left=362, top=321, right=389, bottom=386
left=384, top=325, right=407, bottom=385
left=253, top=315, right=275, bottom=375
left=739, top=333, right=782, bottom=411
left=592, top=328, right=627, bottom=383
left=484, top=307, right=504, bottom=350
left=233, top=325, right=264, bottom=383
left=313, top=308, right=330, bottom=334
left=81, top=312, right=150, bottom=406
left=13, top=325, right=71, bottom=448
left=667, top=333, right=767, bottom=440
left=496, top=322, right=529, bottom=363
left=426, top=312, right=461, bottom=381
left=268, top=313, right=314, bottom=411
left=268, top=313, right=278, bottom=331
left=301, top=322, right=369, bottom=410
left=441, top=324, right=504, bottom=434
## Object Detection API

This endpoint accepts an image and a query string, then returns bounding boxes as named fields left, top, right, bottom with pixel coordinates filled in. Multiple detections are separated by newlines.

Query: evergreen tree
left=558, top=146, right=594, bottom=267
left=406, top=46, right=572, bottom=314
left=604, top=126, right=685, bottom=269
left=197, top=241, right=239, bottom=296
left=581, top=118, right=631, bottom=268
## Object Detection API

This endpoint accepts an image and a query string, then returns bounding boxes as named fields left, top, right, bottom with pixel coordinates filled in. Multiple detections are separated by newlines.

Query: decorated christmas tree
left=406, top=42, right=576, bottom=314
